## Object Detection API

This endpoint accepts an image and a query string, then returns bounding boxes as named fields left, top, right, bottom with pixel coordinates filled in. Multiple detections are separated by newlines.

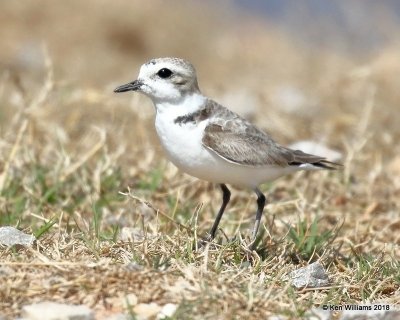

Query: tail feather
left=311, top=160, right=343, bottom=170
left=287, top=149, right=343, bottom=170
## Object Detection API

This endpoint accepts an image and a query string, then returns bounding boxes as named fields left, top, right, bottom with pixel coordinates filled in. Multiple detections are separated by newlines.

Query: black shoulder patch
left=174, top=106, right=213, bottom=125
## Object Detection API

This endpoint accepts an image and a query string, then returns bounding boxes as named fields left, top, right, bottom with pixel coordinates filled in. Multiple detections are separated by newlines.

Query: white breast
left=155, top=104, right=219, bottom=177
left=153, top=94, right=302, bottom=188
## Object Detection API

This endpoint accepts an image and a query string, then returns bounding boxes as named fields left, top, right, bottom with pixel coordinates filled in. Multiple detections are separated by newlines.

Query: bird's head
left=114, top=57, right=200, bottom=104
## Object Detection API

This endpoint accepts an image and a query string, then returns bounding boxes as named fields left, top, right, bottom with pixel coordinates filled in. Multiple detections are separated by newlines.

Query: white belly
left=154, top=115, right=299, bottom=188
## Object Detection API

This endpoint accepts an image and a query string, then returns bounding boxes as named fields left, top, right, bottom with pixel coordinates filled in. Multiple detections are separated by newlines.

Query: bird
left=114, top=57, right=341, bottom=244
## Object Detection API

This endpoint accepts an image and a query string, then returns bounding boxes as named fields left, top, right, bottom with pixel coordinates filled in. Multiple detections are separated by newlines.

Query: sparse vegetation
left=0, top=1, right=399, bottom=319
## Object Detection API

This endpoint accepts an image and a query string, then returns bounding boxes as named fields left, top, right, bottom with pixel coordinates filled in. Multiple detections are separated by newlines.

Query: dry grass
left=0, top=1, right=399, bottom=319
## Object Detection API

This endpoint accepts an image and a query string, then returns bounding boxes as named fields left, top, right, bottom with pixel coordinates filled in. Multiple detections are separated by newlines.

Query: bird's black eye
left=157, top=68, right=173, bottom=78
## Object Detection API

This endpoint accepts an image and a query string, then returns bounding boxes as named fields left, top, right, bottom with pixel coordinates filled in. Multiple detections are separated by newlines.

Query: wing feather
left=201, top=100, right=341, bottom=169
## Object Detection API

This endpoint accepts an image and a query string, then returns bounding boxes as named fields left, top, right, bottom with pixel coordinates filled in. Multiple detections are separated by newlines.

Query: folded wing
left=202, top=101, right=341, bottom=169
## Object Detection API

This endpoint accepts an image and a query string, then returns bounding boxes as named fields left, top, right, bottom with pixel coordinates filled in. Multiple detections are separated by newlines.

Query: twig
left=120, top=187, right=194, bottom=234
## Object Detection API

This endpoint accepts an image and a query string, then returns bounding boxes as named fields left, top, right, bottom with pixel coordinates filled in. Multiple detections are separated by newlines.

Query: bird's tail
left=312, top=159, right=343, bottom=170
left=287, top=148, right=343, bottom=170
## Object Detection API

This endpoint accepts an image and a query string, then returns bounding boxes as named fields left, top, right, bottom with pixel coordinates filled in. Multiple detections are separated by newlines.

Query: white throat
left=153, top=92, right=207, bottom=117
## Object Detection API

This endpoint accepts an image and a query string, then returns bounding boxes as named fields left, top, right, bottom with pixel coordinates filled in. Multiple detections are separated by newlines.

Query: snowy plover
left=114, top=57, right=340, bottom=243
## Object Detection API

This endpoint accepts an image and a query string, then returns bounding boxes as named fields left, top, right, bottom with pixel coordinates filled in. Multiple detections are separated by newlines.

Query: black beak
left=114, top=80, right=143, bottom=93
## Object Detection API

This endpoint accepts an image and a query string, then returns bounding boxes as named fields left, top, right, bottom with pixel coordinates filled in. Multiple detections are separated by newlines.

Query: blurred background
left=2, top=0, right=400, bottom=79
left=1, top=0, right=399, bottom=141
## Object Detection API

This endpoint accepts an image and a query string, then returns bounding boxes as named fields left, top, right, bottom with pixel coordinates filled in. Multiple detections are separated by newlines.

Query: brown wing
left=201, top=100, right=341, bottom=169
left=203, top=122, right=292, bottom=166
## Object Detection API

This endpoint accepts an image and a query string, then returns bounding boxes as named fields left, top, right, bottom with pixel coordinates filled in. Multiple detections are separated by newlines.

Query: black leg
left=251, top=188, right=266, bottom=240
left=208, top=184, right=231, bottom=240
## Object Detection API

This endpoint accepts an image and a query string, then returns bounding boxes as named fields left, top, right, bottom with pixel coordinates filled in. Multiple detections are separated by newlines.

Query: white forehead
left=137, top=58, right=196, bottom=79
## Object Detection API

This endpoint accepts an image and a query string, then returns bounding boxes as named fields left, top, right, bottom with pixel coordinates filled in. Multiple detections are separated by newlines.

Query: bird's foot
left=193, top=233, right=214, bottom=251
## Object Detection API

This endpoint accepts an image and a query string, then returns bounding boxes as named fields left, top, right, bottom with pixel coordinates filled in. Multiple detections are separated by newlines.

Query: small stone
left=290, top=262, right=329, bottom=289
left=0, top=226, right=35, bottom=247
left=156, top=304, right=178, bottom=319
left=133, top=303, right=162, bottom=320
left=21, top=301, right=94, bottom=320
left=289, top=141, right=342, bottom=162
